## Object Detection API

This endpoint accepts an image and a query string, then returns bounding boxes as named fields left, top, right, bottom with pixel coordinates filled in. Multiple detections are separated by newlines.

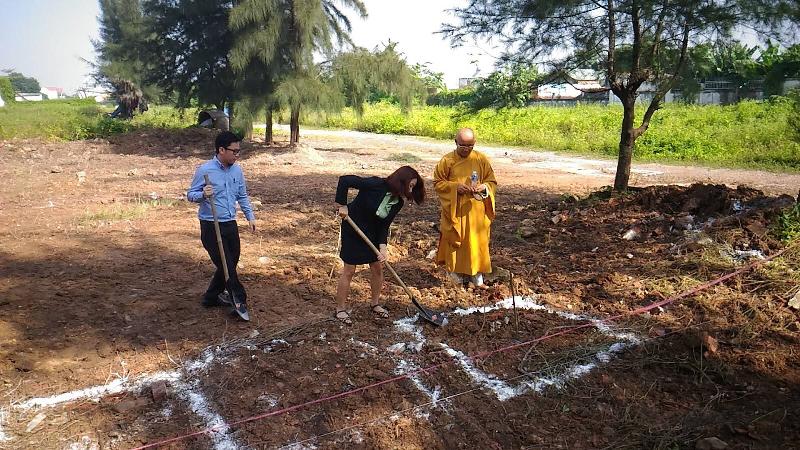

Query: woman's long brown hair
left=386, top=166, right=425, bottom=204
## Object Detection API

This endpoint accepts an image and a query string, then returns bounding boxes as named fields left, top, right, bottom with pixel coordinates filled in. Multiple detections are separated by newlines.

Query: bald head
left=454, top=128, right=476, bottom=157
left=456, top=128, right=475, bottom=144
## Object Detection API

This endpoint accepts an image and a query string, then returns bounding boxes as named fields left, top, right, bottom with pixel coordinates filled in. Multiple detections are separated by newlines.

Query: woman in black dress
left=334, top=166, right=425, bottom=324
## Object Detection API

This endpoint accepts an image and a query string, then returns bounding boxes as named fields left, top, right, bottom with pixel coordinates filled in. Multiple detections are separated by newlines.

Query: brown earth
left=0, top=128, right=798, bottom=449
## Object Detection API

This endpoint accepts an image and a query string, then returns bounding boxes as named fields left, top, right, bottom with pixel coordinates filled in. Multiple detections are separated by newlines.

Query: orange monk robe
left=434, top=149, right=497, bottom=276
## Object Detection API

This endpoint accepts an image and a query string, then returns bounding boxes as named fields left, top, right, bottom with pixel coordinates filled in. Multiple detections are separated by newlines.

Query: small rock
left=50, top=166, right=63, bottom=173
left=788, top=291, right=800, bottom=310
left=695, top=437, right=728, bottom=450
left=387, top=343, right=406, bottom=355
left=26, top=412, right=47, bottom=433
left=649, top=327, right=668, bottom=337
left=112, top=397, right=149, bottom=414
left=702, top=333, right=719, bottom=355
left=148, top=192, right=159, bottom=200
left=426, top=249, right=437, bottom=260
left=674, top=214, right=695, bottom=230
left=551, top=215, right=562, bottom=225
left=518, top=226, right=536, bottom=238
left=127, top=169, right=139, bottom=176
left=622, top=227, right=640, bottom=240
left=76, top=171, right=86, bottom=184
left=744, top=220, right=768, bottom=237
left=150, top=381, right=168, bottom=401
left=626, top=253, right=634, bottom=259
left=251, top=200, right=263, bottom=210
left=248, top=329, right=260, bottom=338
left=258, top=256, right=270, bottom=265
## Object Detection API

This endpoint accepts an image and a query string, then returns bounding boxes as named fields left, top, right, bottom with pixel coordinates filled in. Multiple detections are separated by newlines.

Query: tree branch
left=634, top=11, right=691, bottom=139
left=607, top=0, right=618, bottom=92
left=631, top=0, right=642, bottom=76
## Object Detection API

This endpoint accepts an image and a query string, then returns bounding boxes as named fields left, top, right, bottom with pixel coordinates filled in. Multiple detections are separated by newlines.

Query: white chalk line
left=7, top=342, right=244, bottom=450
left=404, top=296, right=642, bottom=402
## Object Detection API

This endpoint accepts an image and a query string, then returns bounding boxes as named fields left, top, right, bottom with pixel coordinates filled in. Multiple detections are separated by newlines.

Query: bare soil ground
left=0, top=128, right=798, bottom=449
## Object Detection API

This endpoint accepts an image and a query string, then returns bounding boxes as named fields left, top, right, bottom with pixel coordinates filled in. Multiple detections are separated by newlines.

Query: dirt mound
left=105, top=127, right=219, bottom=158
left=633, top=183, right=776, bottom=218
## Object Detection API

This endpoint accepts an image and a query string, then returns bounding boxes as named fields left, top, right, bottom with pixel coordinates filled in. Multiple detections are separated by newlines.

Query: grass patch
left=78, top=196, right=182, bottom=225
left=385, top=152, right=422, bottom=163
left=301, top=98, right=800, bottom=171
left=774, top=203, right=800, bottom=243
left=0, top=99, right=195, bottom=141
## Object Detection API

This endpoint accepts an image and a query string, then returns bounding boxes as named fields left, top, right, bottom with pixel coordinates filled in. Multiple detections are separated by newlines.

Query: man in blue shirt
left=187, top=131, right=256, bottom=309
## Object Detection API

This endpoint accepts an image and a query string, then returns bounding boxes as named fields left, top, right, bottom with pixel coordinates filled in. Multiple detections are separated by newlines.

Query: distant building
left=40, top=86, right=64, bottom=100
left=76, top=86, right=112, bottom=103
left=458, top=77, right=481, bottom=88
left=0, top=92, right=5, bottom=107
left=534, top=69, right=608, bottom=103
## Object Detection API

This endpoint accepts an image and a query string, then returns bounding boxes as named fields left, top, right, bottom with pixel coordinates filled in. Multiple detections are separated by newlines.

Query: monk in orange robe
left=434, top=128, right=497, bottom=287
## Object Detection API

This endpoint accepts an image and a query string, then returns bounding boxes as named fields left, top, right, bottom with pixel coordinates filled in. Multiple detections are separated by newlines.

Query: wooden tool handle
left=204, top=174, right=230, bottom=282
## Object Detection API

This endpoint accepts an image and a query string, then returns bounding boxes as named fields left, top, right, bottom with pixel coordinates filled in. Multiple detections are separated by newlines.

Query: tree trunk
left=290, top=105, right=300, bottom=145
left=613, top=95, right=637, bottom=191
left=265, top=109, right=273, bottom=145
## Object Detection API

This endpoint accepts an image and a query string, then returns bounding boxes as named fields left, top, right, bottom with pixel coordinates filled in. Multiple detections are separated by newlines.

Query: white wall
left=40, top=87, right=61, bottom=99
left=15, top=93, right=43, bottom=101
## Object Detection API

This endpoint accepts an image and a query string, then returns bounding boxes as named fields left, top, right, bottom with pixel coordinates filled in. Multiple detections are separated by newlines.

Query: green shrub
left=0, top=76, right=14, bottom=104
left=775, top=203, right=800, bottom=242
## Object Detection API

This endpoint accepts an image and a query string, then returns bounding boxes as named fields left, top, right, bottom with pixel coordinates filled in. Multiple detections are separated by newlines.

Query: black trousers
left=200, top=220, right=246, bottom=303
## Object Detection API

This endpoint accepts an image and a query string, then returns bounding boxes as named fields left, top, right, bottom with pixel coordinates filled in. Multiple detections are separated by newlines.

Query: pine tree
left=94, top=0, right=157, bottom=118
left=230, top=0, right=366, bottom=144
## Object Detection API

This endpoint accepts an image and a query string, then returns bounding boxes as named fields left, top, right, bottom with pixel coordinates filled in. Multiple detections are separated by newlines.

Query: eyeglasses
left=225, top=147, right=241, bottom=155
left=455, top=141, right=474, bottom=149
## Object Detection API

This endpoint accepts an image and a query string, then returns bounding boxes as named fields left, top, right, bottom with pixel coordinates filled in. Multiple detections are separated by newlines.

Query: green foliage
left=471, top=63, right=540, bottom=109
left=142, top=0, right=236, bottom=109
left=304, top=99, right=800, bottom=170
left=94, top=0, right=160, bottom=99
left=774, top=203, right=800, bottom=243
left=761, top=43, right=800, bottom=96
left=230, top=0, right=367, bottom=143
left=0, top=99, right=193, bottom=141
left=412, top=63, right=445, bottom=95
left=326, top=43, right=421, bottom=116
left=3, top=71, right=40, bottom=93
left=0, top=76, right=15, bottom=103
left=790, top=89, right=800, bottom=143
left=426, top=87, right=476, bottom=107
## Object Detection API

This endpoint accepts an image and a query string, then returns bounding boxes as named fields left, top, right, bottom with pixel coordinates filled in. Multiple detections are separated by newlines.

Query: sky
left=0, top=0, right=498, bottom=94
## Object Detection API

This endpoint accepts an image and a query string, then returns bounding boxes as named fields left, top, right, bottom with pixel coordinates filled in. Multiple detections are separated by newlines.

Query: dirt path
left=279, top=125, right=800, bottom=197
left=0, top=129, right=797, bottom=449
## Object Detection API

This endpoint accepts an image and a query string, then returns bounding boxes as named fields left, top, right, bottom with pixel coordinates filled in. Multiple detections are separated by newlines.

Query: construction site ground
left=0, top=127, right=798, bottom=449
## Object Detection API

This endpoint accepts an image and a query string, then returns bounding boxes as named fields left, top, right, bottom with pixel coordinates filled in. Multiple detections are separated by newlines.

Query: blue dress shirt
left=187, top=156, right=255, bottom=222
